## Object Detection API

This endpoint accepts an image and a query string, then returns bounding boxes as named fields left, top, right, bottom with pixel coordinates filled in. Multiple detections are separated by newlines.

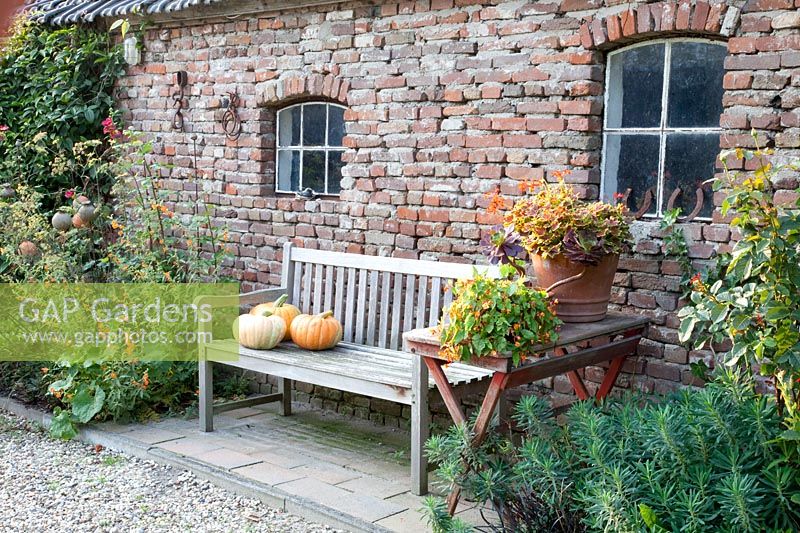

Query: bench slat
left=404, top=275, right=416, bottom=343
left=429, top=277, right=442, bottom=326
left=292, top=262, right=303, bottom=310
left=344, top=268, right=356, bottom=342
left=390, top=272, right=403, bottom=351
left=324, top=265, right=334, bottom=312
left=378, top=271, right=391, bottom=348
left=367, top=270, right=379, bottom=346
left=302, top=262, right=313, bottom=314
left=313, top=263, right=323, bottom=315
left=334, top=266, right=345, bottom=324
left=206, top=340, right=491, bottom=389
left=416, top=275, right=428, bottom=329
left=355, top=269, right=368, bottom=344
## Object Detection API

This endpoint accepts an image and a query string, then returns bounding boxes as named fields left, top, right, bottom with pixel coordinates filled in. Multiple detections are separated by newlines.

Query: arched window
left=601, top=39, right=727, bottom=219
left=276, top=102, right=346, bottom=195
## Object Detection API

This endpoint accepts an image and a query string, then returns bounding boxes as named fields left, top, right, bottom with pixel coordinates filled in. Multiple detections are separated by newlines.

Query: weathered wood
left=213, top=393, right=283, bottom=414
left=302, top=262, right=313, bottom=314
left=403, top=275, right=416, bottom=342
left=290, top=247, right=500, bottom=279
left=323, top=265, right=334, bottom=311
left=429, top=277, right=442, bottom=326
left=411, top=353, right=430, bottom=496
left=415, top=275, right=428, bottom=329
left=279, top=377, right=292, bottom=416
left=199, top=359, right=213, bottom=432
left=355, top=269, right=368, bottom=344
left=333, top=266, right=345, bottom=323
left=378, top=272, right=391, bottom=348
left=292, top=262, right=302, bottom=309
left=312, top=263, right=323, bottom=315
left=367, top=270, right=380, bottom=346
left=424, top=358, right=467, bottom=425
left=344, top=268, right=356, bottom=342
left=390, top=272, right=403, bottom=351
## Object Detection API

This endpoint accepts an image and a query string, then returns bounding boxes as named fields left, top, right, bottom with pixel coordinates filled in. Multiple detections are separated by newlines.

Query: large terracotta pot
left=531, top=253, right=619, bottom=323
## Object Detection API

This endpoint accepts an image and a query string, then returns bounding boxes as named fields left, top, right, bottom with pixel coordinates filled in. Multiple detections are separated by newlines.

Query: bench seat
left=204, top=339, right=492, bottom=405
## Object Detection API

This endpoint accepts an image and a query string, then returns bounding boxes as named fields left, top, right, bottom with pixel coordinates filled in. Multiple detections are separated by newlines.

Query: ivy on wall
left=0, top=18, right=124, bottom=207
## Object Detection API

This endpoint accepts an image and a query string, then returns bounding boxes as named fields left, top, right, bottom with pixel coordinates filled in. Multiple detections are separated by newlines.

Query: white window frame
left=275, top=102, right=347, bottom=196
left=601, top=38, right=727, bottom=220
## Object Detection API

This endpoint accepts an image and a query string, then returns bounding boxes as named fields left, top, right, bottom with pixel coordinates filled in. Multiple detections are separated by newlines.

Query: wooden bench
left=198, top=243, right=499, bottom=495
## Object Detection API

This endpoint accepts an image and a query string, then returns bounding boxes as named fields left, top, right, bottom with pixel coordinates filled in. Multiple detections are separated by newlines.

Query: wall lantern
left=123, top=35, right=140, bottom=66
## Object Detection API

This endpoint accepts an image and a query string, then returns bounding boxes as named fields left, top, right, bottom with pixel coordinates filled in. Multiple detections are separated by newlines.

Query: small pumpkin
left=233, top=309, right=286, bottom=350
left=250, top=294, right=300, bottom=341
left=289, top=310, right=343, bottom=351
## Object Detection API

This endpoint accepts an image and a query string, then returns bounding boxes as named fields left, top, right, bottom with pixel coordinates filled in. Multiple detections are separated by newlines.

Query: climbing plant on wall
left=0, top=17, right=124, bottom=207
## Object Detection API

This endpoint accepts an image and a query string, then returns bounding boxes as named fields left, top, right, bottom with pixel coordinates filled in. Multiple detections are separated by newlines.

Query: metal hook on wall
left=221, top=91, right=242, bottom=141
left=666, top=187, right=704, bottom=222
left=172, top=71, right=189, bottom=132
left=622, top=187, right=655, bottom=219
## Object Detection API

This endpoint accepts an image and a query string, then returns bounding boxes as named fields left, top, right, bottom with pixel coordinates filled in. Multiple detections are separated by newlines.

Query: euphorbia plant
left=439, top=271, right=561, bottom=365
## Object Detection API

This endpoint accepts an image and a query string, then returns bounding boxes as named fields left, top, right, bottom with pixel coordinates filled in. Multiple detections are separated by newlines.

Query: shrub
left=424, top=371, right=800, bottom=532
left=0, top=19, right=124, bottom=204
left=678, top=142, right=800, bottom=455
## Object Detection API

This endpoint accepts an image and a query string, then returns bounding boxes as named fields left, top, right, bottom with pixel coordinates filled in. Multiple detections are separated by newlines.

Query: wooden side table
left=403, top=312, right=649, bottom=513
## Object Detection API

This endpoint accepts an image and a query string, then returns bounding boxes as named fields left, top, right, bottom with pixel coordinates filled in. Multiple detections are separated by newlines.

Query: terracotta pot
left=531, top=253, right=619, bottom=323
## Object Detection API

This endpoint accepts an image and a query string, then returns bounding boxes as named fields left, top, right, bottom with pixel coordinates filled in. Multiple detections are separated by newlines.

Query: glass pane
left=327, top=150, right=345, bottom=194
left=606, top=43, right=665, bottom=128
left=603, top=134, right=660, bottom=216
left=302, top=104, right=327, bottom=146
left=277, top=150, right=300, bottom=191
left=328, top=106, right=345, bottom=147
left=668, top=42, right=726, bottom=128
left=278, top=106, right=300, bottom=147
left=302, top=151, right=326, bottom=193
left=663, top=133, right=719, bottom=218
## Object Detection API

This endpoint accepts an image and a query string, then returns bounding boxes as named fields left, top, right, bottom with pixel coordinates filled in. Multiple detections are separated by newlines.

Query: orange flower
left=485, top=188, right=505, bottom=214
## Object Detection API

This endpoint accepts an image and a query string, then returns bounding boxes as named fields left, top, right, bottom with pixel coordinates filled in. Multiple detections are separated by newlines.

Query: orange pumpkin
left=250, top=294, right=300, bottom=341
left=289, top=311, right=343, bottom=351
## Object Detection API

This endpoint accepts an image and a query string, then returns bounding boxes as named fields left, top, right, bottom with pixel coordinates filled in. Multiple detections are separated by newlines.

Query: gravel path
left=0, top=410, right=340, bottom=533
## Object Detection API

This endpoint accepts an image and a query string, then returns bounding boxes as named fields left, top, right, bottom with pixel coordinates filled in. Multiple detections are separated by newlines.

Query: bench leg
left=411, top=355, right=429, bottom=496
left=278, top=378, right=292, bottom=416
left=199, top=360, right=213, bottom=432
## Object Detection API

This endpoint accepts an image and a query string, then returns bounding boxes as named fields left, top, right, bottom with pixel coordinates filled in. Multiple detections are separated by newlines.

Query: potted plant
left=439, top=272, right=561, bottom=365
left=500, top=179, right=631, bottom=322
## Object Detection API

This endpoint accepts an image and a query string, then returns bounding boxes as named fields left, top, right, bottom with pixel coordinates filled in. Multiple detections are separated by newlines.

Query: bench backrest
left=280, top=243, right=500, bottom=351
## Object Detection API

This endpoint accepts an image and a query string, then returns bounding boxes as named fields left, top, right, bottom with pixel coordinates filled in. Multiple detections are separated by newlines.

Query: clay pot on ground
left=72, top=213, right=89, bottom=229
left=18, top=240, right=39, bottom=258
left=0, top=183, right=15, bottom=200
left=77, top=200, right=97, bottom=223
left=52, top=210, right=73, bottom=232
left=531, top=253, right=619, bottom=323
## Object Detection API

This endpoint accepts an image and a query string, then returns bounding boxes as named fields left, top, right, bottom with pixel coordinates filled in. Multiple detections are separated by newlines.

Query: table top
left=403, top=312, right=649, bottom=372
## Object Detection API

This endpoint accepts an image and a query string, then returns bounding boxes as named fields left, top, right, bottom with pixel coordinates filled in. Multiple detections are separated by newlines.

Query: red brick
left=579, top=20, right=594, bottom=49
left=491, top=117, right=527, bottom=130
left=743, top=0, right=793, bottom=11
left=723, top=72, right=753, bottom=89
left=558, top=100, right=602, bottom=115
left=705, top=3, right=724, bottom=32
left=465, top=135, right=503, bottom=148
left=675, top=0, right=692, bottom=29
left=502, top=134, right=543, bottom=148
left=606, top=14, right=622, bottom=41
left=661, top=2, right=677, bottom=31
left=636, top=5, right=654, bottom=34
left=724, top=54, right=781, bottom=70
left=620, top=10, right=637, bottom=36
left=691, top=1, right=711, bottom=31
left=526, top=118, right=566, bottom=132
left=590, top=17, right=607, bottom=46
left=728, top=37, right=756, bottom=54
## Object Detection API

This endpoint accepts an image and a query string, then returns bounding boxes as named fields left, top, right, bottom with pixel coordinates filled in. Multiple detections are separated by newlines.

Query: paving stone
left=293, top=461, right=361, bottom=485
left=194, top=448, right=262, bottom=470
left=343, top=457, right=407, bottom=480
left=247, top=448, right=313, bottom=469
left=125, top=427, right=184, bottom=445
left=156, top=437, right=224, bottom=457
left=374, top=509, right=429, bottom=533
left=233, top=462, right=307, bottom=486
left=225, top=407, right=269, bottom=419
left=336, top=474, right=408, bottom=499
left=279, top=477, right=405, bottom=523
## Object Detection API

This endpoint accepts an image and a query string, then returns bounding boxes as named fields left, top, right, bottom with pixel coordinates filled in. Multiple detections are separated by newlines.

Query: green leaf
left=71, top=385, right=106, bottom=424
left=49, top=408, right=78, bottom=440
left=639, top=503, right=659, bottom=528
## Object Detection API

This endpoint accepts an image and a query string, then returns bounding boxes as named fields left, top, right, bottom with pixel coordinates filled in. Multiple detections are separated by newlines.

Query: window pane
left=667, top=42, right=726, bottom=128
left=327, top=150, right=345, bottom=194
left=606, top=43, right=665, bottom=128
left=663, top=133, right=719, bottom=218
left=302, top=104, right=327, bottom=146
left=603, top=134, right=660, bottom=216
left=328, top=106, right=345, bottom=147
left=302, top=151, right=326, bottom=193
left=277, top=150, right=300, bottom=191
left=278, top=107, right=300, bottom=147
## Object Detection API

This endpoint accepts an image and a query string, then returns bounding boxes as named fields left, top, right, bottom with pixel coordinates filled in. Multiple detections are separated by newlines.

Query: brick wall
left=116, top=0, right=800, bottom=423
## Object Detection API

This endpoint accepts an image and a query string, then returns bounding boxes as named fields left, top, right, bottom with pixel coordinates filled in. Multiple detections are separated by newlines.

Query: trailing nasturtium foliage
left=0, top=18, right=124, bottom=206
left=678, top=138, right=800, bottom=455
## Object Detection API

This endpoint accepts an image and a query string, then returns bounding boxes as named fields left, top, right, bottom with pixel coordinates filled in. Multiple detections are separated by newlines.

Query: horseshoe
left=666, top=187, right=704, bottom=222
